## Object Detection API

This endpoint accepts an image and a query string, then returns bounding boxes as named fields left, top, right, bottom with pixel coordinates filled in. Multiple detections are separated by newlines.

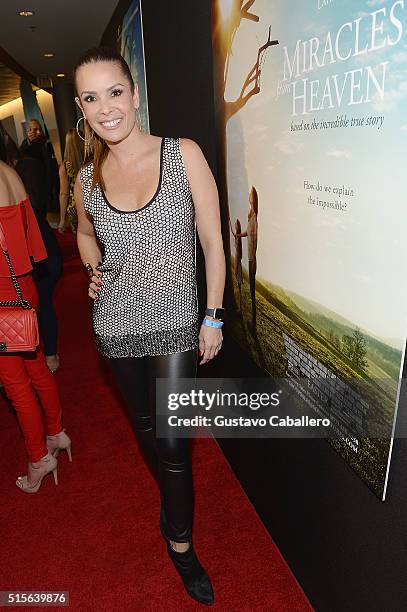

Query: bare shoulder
left=179, top=138, right=210, bottom=178
left=75, top=161, right=93, bottom=186
left=0, top=160, right=15, bottom=181
left=0, top=164, right=8, bottom=205
left=0, top=161, right=26, bottom=206
left=74, top=163, right=93, bottom=203
left=179, top=138, right=204, bottom=162
left=178, top=139, right=218, bottom=207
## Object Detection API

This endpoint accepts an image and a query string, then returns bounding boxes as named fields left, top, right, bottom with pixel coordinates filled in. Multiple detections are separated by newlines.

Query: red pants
left=0, top=274, right=63, bottom=462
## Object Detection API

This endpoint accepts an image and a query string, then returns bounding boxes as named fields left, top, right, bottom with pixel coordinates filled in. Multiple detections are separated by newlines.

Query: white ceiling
left=1, top=0, right=119, bottom=82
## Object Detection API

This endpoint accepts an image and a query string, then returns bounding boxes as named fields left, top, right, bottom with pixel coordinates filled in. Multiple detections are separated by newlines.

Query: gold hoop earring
left=76, top=116, right=86, bottom=141
left=76, top=116, right=94, bottom=142
left=76, top=116, right=94, bottom=159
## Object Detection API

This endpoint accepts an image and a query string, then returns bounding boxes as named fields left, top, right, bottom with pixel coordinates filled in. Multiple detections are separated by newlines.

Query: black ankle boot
left=160, top=506, right=214, bottom=605
left=166, top=540, right=214, bottom=605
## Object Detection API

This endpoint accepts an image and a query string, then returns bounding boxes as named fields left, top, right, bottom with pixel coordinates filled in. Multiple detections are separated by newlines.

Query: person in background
left=16, top=133, right=63, bottom=373
left=245, top=186, right=258, bottom=329
left=20, top=119, right=60, bottom=214
left=230, top=217, right=245, bottom=314
left=229, top=188, right=258, bottom=325
left=58, top=128, right=85, bottom=234
left=0, top=126, right=71, bottom=493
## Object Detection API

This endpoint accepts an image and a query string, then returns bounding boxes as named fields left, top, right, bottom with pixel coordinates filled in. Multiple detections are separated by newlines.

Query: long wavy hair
left=73, top=46, right=135, bottom=191
left=64, top=128, right=84, bottom=178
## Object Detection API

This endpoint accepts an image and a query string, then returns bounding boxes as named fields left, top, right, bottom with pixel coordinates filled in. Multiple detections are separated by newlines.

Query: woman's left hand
left=199, top=324, right=223, bottom=365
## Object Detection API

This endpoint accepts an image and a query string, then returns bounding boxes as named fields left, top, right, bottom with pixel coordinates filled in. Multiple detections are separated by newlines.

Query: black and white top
left=79, top=136, right=199, bottom=358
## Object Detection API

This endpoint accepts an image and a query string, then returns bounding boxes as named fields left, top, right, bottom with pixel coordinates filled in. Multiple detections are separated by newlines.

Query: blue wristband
left=203, top=318, right=224, bottom=328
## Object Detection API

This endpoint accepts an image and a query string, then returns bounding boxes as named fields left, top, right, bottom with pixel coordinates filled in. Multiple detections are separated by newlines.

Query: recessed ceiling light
left=18, top=10, right=34, bottom=17
left=44, top=53, right=54, bottom=58
left=56, top=73, right=65, bottom=78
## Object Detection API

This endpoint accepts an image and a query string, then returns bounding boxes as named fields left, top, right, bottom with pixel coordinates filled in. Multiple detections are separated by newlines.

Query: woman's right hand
left=86, top=264, right=102, bottom=300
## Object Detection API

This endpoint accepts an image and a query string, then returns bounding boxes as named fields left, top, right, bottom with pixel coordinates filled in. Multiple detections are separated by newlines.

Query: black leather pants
left=108, top=349, right=197, bottom=543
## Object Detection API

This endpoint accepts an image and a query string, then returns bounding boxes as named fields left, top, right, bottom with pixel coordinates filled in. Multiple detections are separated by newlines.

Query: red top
left=0, top=197, right=47, bottom=278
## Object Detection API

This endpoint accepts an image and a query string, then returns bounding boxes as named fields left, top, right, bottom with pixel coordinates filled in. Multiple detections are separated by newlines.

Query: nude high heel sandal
left=46, top=429, right=72, bottom=461
left=16, top=452, right=58, bottom=493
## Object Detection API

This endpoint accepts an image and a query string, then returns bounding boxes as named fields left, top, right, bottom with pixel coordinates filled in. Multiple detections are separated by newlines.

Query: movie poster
left=212, top=0, right=407, bottom=500
left=117, top=0, right=149, bottom=132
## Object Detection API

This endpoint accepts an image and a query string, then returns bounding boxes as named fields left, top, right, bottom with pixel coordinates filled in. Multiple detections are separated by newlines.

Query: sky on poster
left=119, top=0, right=149, bottom=131
left=223, top=0, right=407, bottom=342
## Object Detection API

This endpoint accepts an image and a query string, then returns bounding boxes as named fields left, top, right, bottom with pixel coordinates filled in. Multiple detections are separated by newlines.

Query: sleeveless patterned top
left=79, top=137, right=199, bottom=358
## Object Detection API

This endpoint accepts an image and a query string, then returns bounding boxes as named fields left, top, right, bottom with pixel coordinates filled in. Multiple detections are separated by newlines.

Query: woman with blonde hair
left=58, top=128, right=84, bottom=233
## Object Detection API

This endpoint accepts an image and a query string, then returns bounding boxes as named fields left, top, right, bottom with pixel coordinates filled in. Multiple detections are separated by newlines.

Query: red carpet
left=0, top=231, right=312, bottom=611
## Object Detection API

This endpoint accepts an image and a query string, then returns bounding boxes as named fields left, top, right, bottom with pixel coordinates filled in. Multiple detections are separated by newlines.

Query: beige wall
left=0, top=89, right=61, bottom=163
